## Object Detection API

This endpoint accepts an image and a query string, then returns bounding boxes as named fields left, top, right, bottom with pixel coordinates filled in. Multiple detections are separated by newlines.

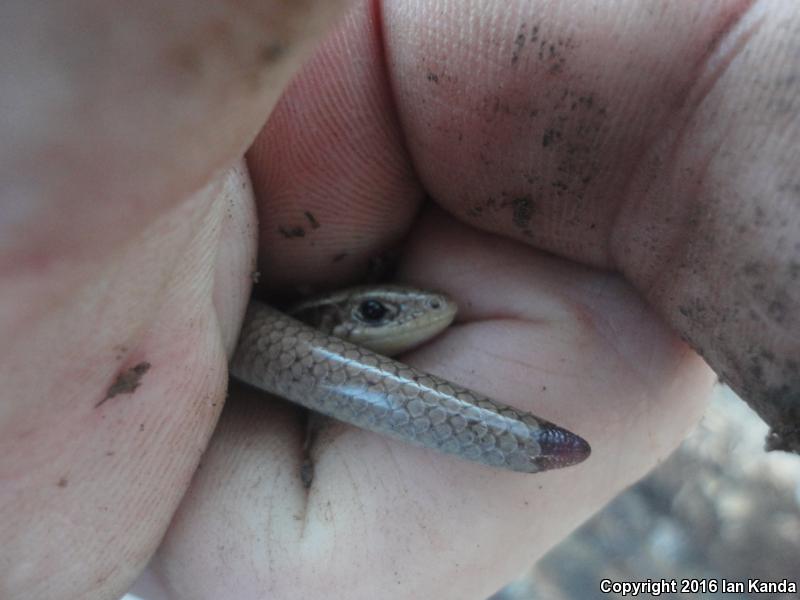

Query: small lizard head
left=289, top=285, right=458, bottom=356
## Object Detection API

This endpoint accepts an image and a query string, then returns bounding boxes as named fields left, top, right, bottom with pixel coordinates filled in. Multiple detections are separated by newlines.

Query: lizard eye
left=357, top=299, right=389, bottom=323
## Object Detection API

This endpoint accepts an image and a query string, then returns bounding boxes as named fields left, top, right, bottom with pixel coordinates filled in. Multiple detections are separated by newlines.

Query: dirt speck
left=542, top=128, right=562, bottom=147
left=278, top=225, right=305, bottom=238
left=98, top=362, right=151, bottom=407
left=511, top=23, right=540, bottom=66
left=511, top=196, right=535, bottom=229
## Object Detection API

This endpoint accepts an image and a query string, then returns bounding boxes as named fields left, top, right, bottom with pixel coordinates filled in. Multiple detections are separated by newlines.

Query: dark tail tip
left=535, top=424, right=591, bottom=471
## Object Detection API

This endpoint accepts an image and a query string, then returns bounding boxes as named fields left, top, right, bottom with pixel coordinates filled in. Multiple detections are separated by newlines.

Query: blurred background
left=492, top=384, right=800, bottom=600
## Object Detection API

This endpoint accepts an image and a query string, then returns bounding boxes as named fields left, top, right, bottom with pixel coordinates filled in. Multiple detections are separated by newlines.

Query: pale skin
left=1, top=1, right=798, bottom=599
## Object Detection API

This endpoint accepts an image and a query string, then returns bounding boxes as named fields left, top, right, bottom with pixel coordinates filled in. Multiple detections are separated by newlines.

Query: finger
left=0, top=166, right=252, bottom=600
left=154, top=210, right=714, bottom=599
left=246, top=1, right=423, bottom=290
left=1, top=0, right=350, bottom=282
left=382, top=0, right=756, bottom=264
left=381, top=1, right=799, bottom=441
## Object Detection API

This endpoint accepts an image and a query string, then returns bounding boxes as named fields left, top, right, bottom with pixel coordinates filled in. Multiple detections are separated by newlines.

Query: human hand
left=2, top=1, right=796, bottom=599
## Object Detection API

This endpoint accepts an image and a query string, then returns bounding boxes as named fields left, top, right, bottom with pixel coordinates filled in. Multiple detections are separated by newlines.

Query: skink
left=230, top=285, right=590, bottom=473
